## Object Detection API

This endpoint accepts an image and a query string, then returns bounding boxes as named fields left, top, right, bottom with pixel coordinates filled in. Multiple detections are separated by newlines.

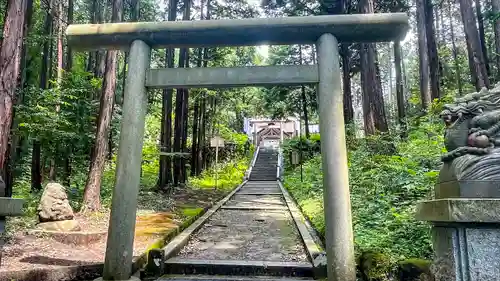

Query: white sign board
left=210, top=136, right=225, bottom=148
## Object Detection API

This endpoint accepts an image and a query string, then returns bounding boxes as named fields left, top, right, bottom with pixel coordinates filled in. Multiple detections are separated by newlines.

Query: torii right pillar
left=316, top=33, right=355, bottom=280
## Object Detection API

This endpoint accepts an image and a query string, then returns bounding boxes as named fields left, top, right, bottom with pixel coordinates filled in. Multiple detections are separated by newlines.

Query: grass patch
left=182, top=207, right=204, bottom=218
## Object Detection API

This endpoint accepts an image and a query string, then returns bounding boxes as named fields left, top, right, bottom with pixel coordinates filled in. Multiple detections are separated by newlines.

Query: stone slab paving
left=177, top=208, right=307, bottom=262
left=237, top=186, right=281, bottom=195
left=224, top=195, right=286, bottom=209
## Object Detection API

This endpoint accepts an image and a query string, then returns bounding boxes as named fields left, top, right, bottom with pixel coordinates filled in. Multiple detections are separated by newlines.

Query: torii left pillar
left=98, top=40, right=151, bottom=281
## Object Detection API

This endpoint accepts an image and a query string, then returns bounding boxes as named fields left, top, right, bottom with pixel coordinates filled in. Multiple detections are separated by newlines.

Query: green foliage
left=282, top=133, right=321, bottom=164
left=16, top=70, right=99, bottom=162
left=190, top=157, right=249, bottom=191
left=284, top=117, right=443, bottom=269
left=261, top=45, right=317, bottom=120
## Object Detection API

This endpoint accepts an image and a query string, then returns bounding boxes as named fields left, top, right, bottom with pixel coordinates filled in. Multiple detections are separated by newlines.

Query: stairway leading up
left=249, top=148, right=278, bottom=181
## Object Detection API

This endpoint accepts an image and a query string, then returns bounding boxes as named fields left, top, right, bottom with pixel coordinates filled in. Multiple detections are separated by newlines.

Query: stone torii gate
left=66, top=14, right=408, bottom=281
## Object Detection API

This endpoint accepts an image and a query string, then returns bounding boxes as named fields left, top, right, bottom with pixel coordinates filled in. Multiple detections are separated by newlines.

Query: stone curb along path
left=144, top=149, right=326, bottom=281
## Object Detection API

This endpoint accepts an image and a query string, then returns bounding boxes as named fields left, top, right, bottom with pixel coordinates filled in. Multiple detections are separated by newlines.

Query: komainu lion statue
left=438, top=84, right=500, bottom=196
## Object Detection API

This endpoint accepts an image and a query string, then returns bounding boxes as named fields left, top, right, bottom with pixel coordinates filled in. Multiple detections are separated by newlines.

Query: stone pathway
left=157, top=181, right=318, bottom=280
left=154, top=149, right=324, bottom=281
left=177, top=183, right=307, bottom=262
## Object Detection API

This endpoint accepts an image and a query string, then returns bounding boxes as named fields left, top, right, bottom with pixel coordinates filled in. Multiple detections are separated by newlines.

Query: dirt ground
left=0, top=186, right=228, bottom=273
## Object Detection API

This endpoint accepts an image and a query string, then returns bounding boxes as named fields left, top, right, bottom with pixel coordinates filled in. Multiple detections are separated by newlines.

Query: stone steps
left=162, top=259, right=314, bottom=277
left=146, top=148, right=325, bottom=281
left=157, top=274, right=314, bottom=281
left=250, top=148, right=278, bottom=181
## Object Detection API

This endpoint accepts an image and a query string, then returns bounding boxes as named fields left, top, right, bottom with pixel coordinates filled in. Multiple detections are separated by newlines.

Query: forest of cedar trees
left=0, top=0, right=498, bottom=278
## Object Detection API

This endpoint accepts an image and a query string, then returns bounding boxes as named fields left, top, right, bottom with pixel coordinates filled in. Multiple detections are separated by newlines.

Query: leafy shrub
left=284, top=116, right=443, bottom=272
left=282, top=133, right=321, bottom=166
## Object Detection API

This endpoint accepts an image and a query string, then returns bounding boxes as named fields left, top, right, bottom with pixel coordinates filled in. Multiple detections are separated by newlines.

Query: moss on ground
left=182, top=207, right=204, bottom=218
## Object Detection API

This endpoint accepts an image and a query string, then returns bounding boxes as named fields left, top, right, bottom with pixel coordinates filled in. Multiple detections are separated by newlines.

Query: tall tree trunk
left=196, top=91, right=206, bottom=176
left=205, top=96, right=216, bottom=169
left=434, top=3, right=440, bottom=44
left=63, top=147, right=71, bottom=187
left=180, top=88, right=189, bottom=183
left=340, top=0, right=353, bottom=123
left=63, top=0, right=74, bottom=185
left=66, top=0, right=74, bottom=70
left=31, top=141, right=41, bottom=191
left=0, top=0, right=28, bottom=179
left=49, top=0, right=65, bottom=182
left=189, top=1, right=205, bottom=179
left=86, top=0, right=98, bottom=72
left=159, top=49, right=175, bottom=188
left=5, top=0, right=33, bottom=196
left=32, top=1, right=53, bottom=191
left=120, top=0, right=139, bottom=104
left=298, top=45, right=310, bottom=138
left=424, top=0, right=440, bottom=100
left=48, top=32, right=54, bottom=85
left=56, top=0, right=64, bottom=85
left=492, top=0, right=500, bottom=80
left=359, top=0, right=388, bottom=135
left=385, top=43, right=393, bottom=114
left=394, top=41, right=406, bottom=137
left=449, top=0, right=463, bottom=94
left=173, top=0, right=191, bottom=185
left=475, top=0, right=490, bottom=76
left=190, top=95, right=199, bottom=177
left=198, top=0, right=210, bottom=175
left=173, top=67, right=185, bottom=185
left=340, top=44, right=354, bottom=123
left=459, top=0, right=490, bottom=89
left=301, top=85, right=310, bottom=138
left=466, top=36, right=479, bottom=87
left=82, top=0, right=123, bottom=213
left=190, top=45, right=204, bottom=177
left=416, top=0, right=431, bottom=108
left=94, top=0, right=106, bottom=77
left=160, top=0, right=178, bottom=188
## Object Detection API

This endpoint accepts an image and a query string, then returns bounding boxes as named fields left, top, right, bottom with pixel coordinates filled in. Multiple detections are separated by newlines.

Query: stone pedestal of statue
left=416, top=197, right=500, bottom=281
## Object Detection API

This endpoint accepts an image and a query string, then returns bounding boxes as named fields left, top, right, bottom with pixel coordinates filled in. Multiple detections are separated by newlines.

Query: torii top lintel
left=66, top=13, right=409, bottom=51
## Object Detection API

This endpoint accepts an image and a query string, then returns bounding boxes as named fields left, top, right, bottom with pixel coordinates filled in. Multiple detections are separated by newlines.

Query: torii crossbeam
left=66, top=13, right=409, bottom=281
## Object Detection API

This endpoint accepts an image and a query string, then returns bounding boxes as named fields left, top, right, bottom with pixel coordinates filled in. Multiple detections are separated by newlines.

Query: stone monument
left=37, top=182, right=80, bottom=231
left=416, top=84, right=500, bottom=281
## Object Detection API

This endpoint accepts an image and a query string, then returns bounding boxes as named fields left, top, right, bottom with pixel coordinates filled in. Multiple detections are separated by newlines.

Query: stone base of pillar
left=94, top=277, right=141, bottom=281
left=416, top=198, right=500, bottom=281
